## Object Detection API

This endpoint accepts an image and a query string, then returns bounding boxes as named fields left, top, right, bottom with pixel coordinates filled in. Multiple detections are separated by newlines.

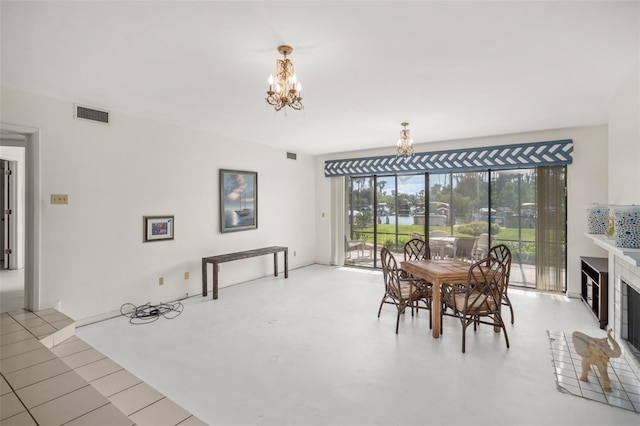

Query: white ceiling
left=1, top=1, right=638, bottom=155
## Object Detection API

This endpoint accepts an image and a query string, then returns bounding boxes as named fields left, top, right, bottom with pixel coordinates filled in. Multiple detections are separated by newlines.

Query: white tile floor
left=75, top=264, right=640, bottom=425
left=0, top=307, right=206, bottom=425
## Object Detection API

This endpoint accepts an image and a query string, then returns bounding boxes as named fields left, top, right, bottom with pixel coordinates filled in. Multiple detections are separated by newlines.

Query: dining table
left=400, top=258, right=474, bottom=338
left=428, top=236, right=456, bottom=259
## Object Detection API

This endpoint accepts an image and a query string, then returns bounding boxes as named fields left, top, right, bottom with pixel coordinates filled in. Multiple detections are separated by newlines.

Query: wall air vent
left=74, top=104, right=110, bottom=124
left=286, top=152, right=297, bottom=160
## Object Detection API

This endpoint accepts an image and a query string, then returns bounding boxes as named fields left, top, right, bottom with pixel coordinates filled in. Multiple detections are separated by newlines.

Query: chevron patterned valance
left=324, top=139, right=573, bottom=177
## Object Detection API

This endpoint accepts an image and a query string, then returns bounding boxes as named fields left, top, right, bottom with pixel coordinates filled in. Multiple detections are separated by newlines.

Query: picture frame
left=220, top=169, right=258, bottom=233
left=143, top=215, right=174, bottom=242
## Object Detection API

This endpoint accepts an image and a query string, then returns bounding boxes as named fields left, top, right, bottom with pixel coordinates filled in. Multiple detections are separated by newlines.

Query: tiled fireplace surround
left=587, top=234, right=640, bottom=374
left=614, top=255, right=640, bottom=370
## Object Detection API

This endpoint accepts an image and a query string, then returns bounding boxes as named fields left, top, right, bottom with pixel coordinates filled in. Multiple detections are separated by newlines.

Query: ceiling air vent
left=286, top=152, right=297, bottom=160
left=74, top=104, right=110, bottom=124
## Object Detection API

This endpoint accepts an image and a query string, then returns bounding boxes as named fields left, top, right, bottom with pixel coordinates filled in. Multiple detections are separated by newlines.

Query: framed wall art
left=220, top=169, right=257, bottom=233
left=143, top=215, right=174, bottom=242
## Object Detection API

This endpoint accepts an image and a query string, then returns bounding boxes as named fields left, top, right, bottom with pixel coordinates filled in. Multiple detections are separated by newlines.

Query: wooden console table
left=202, top=246, right=288, bottom=299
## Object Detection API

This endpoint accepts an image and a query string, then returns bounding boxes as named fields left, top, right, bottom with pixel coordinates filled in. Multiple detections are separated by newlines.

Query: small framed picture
left=220, top=169, right=258, bottom=233
left=143, top=215, right=174, bottom=242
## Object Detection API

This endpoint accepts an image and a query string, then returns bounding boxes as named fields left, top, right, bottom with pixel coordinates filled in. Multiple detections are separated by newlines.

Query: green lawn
left=353, top=225, right=535, bottom=246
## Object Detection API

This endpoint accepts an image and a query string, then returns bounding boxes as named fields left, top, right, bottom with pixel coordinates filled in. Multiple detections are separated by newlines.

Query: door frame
left=0, top=123, right=41, bottom=311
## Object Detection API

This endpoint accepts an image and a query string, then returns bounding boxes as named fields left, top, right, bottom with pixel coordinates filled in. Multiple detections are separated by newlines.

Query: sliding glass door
left=346, top=177, right=374, bottom=266
left=344, top=165, right=567, bottom=292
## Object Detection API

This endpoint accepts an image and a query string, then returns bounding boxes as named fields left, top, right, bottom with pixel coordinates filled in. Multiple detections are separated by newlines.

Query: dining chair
left=444, top=237, right=478, bottom=261
left=404, top=238, right=430, bottom=262
left=473, top=233, right=491, bottom=260
left=429, top=230, right=451, bottom=259
left=440, top=256, right=510, bottom=353
left=488, top=244, right=514, bottom=324
left=410, top=232, right=423, bottom=241
left=378, top=247, right=432, bottom=333
left=403, top=239, right=433, bottom=324
left=345, top=235, right=365, bottom=259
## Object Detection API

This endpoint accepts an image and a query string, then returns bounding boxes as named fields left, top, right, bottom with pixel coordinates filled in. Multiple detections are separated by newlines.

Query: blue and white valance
left=324, top=139, right=573, bottom=177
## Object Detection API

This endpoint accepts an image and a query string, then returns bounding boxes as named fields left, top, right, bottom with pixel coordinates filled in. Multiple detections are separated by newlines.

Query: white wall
left=608, top=66, right=640, bottom=204
left=315, top=125, right=609, bottom=297
left=1, top=87, right=316, bottom=324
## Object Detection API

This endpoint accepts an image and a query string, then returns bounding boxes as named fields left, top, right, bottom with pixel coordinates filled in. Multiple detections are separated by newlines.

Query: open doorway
left=0, top=132, right=28, bottom=312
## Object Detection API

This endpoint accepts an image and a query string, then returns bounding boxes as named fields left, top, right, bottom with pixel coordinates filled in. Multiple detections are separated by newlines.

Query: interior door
left=1, top=160, right=10, bottom=269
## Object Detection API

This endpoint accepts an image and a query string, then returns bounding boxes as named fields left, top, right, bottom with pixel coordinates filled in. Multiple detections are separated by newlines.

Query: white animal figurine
left=572, top=329, right=621, bottom=392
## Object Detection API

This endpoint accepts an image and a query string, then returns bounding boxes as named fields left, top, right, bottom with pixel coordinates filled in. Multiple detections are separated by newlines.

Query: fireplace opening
left=627, top=283, right=640, bottom=353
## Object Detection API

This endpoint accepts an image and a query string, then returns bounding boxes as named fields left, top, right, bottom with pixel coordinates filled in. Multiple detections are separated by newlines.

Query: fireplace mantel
left=585, top=234, right=640, bottom=266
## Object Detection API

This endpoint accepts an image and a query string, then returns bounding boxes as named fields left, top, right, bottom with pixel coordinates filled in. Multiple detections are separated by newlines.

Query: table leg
left=431, top=281, right=442, bottom=338
left=202, top=259, right=208, bottom=297
left=212, top=262, right=219, bottom=300
left=273, top=253, right=279, bottom=277
left=284, top=249, right=288, bottom=278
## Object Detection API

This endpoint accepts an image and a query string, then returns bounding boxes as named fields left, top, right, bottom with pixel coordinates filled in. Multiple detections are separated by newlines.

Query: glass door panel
left=375, top=175, right=396, bottom=261
left=346, top=176, right=374, bottom=266
left=397, top=174, right=426, bottom=248
left=451, top=172, right=489, bottom=260
left=375, top=174, right=426, bottom=259
left=490, top=169, right=537, bottom=288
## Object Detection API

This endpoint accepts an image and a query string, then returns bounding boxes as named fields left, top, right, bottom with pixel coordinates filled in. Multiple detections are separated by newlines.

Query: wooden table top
left=401, top=259, right=473, bottom=284
left=202, top=246, right=287, bottom=263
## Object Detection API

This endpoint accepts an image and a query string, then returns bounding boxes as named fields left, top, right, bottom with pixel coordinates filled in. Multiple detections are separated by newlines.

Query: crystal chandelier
left=266, top=45, right=303, bottom=112
left=397, top=122, right=414, bottom=156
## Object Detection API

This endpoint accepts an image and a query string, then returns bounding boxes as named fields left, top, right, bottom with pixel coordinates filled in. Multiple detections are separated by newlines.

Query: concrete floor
left=73, top=264, right=639, bottom=426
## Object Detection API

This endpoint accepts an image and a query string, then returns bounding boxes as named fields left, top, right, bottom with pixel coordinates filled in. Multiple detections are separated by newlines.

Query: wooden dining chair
left=440, top=256, right=510, bottom=353
left=404, top=238, right=430, bottom=262
left=403, top=239, right=433, bottom=323
left=488, top=244, right=514, bottom=324
left=378, top=247, right=432, bottom=333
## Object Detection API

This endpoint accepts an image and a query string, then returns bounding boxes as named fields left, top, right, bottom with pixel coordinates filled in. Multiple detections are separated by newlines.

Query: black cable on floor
left=120, top=301, right=183, bottom=324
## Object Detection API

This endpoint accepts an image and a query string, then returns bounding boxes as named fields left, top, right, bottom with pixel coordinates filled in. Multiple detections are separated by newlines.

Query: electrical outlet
left=159, top=277, right=164, bottom=286
left=184, top=271, right=190, bottom=280
left=294, top=251, right=297, bottom=257
left=51, top=194, right=69, bottom=204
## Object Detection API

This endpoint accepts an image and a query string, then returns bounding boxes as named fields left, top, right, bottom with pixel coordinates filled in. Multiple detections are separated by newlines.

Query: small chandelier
left=266, top=45, right=303, bottom=112
left=397, top=122, right=414, bottom=156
